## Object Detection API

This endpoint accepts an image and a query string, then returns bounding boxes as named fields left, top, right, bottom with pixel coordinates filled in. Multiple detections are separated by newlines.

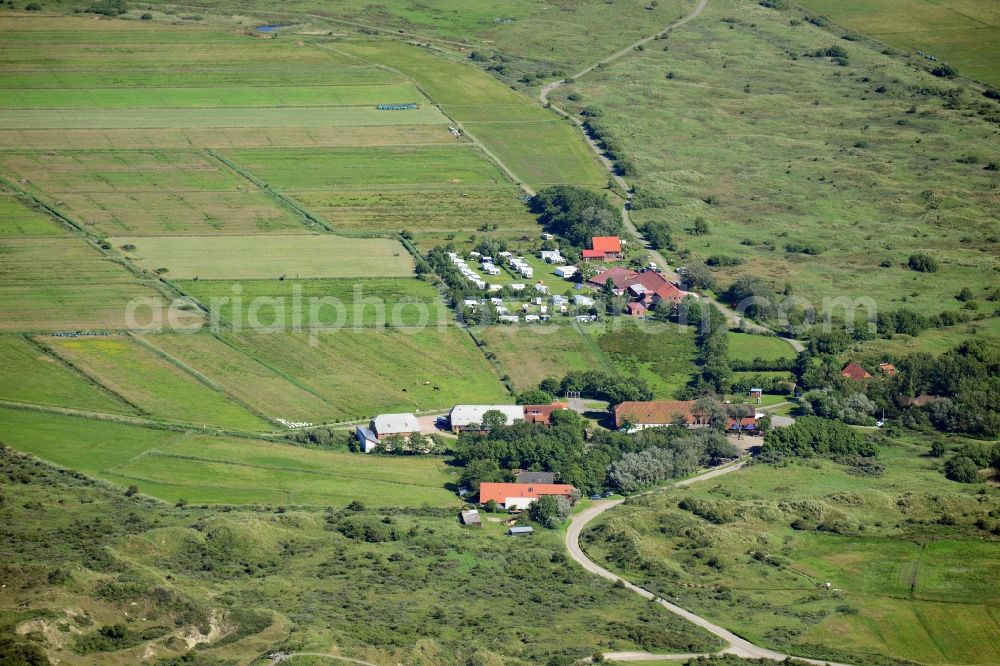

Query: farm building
left=589, top=267, right=689, bottom=306
left=507, top=526, right=534, bottom=537
left=841, top=362, right=872, bottom=381
left=355, top=412, right=420, bottom=453
left=517, top=471, right=556, bottom=484
left=523, top=402, right=569, bottom=426
left=727, top=404, right=758, bottom=432
left=613, top=400, right=708, bottom=432
left=460, top=509, right=482, bottom=527
left=479, top=482, right=576, bottom=509
left=449, top=404, right=524, bottom=432
left=582, top=236, right=623, bottom=261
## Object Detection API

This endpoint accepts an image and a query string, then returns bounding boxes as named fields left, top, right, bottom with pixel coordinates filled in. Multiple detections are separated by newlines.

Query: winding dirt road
left=538, top=0, right=803, bottom=353
left=566, top=461, right=850, bottom=665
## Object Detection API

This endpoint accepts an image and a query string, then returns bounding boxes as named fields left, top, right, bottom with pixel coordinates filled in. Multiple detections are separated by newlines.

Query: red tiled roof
left=591, top=236, right=621, bottom=253
left=841, top=362, right=872, bottom=381
left=478, top=482, right=576, bottom=505
left=729, top=416, right=757, bottom=430
left=523, top=402, right=569, bottom=426
left=588, top=266, right=635, bottom=288
left=614, top=400, right=698, bottom=428
left=582, top=249, right=605, bottom=259
left=879, top=363, right=896, bottom=375
left=652, top=282, right=686, bottom=303
left=626, top=302, right=647, bottom=316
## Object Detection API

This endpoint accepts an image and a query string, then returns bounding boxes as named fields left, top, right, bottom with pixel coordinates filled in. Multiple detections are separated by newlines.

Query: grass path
left=566, top=460, right=851, bottom=665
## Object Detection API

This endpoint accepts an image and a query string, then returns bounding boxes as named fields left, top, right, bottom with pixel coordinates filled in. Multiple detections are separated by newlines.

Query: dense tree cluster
left=555, top=370, right=654, bottom=403
left=607, top=429, right=737, bottom=492
left=531, top=185, right=623, bottom=249
left=760, top=416, right=878, bottom=460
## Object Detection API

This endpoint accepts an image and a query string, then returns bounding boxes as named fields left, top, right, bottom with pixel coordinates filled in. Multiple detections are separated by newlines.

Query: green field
left=179, top=278, right=446, bottom=328
left=477, top=322, right=613, bottom=391
left=592, top=321, right=700, bottom=398
left=0, top=335, right=133, bottom=413
left=113, top=234, right=415, bottom=280
left=225, top=145, right=506, bottom=189
left=220, top=328, right=510, bottom=420
left=582, top=440, right=1000, bottom=665
left=0, top=406, right=454, bottom=506
left=0, top=235, right=189, bottom=332
left=561, top=0, right=999, bottom=314
left=0, top=190, right=64, bottom=236
left=42, top=335, right=272, bottom=431
left=796, top=0, right=1000, bottom=86
left=0, top=150, right=312, bottom=236
left=335, top=40, right=607, bottom=188
left=727, top=332, right=797, bottom=362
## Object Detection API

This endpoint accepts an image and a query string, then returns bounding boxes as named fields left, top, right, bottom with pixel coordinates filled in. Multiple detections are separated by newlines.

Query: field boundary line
left=571, top=320, right=618, bottom=374
left=141, top=450, right=450, bottom=489
left=311, top=41, right=533, bottom=195
left=0, top=174, right=214, bottom=321
left=463, top=327, right=516, bottom=396
left=30, top=335, right=150, bottom=416
left=204, top=149, right=336, bottom=234
left=129, top=332, right=282, bottom=428
left=0, top=398, right=283, bottom=439
left=21, top=333, right=146, bottom=415
left=208, top=333, right=334, bottom=406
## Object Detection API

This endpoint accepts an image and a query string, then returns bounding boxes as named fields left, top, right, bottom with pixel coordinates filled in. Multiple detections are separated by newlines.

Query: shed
left=507, top=526, right=534, bottom=537
left=460, top=509, right=482, bottom=527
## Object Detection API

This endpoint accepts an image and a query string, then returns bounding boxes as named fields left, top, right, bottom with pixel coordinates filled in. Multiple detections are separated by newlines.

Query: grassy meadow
left=796, top=0, right=1000, bottom=86
left=0, top=150, right=312, bottom=236
left=178, top=277, right=446, bottom=328
left=42, top=335, right=273, bottom=431
left=221, top=327, right=511, bottom=421
left=477, top=322, right=614, bottom=391
left=0, top=407, right=455, bottom=507
left=582, top=438, right=1000, bottom=665
left=556, top=0, right=999, bottom=314
left=727, top=332, right=797, bottom=362
left=0, top=335, right=134, bottom=413
left=334, top=40, right=607, bottom=189
left=0, top=234, right=188, bottom=332
left=593, top=320, right=700, bottom=398
left=113, top=234, right=415, bottom=280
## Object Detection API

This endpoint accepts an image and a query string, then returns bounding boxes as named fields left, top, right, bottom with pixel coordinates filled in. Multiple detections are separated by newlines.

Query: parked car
left=588, top=494, right=602, bottom=500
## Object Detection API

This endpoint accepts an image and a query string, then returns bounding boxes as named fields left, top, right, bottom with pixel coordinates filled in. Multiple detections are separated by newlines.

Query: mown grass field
left=582, top=439, right=1000, bottom=665
left=136, top=332, right=334, bottom=423
left=334, top=40, right=607, bottom=188
left=477, top=322, right=613, bottom=391
left=0, top=407, right=455, bottom=507
left=0, top=234, right=188, bottom=332
left=796, top=0, right=1000, bottom=86
left=114, top=234, right=414, bottom=280
left=0, top=335, right=134, bottom=413
left=179, top=278, right=446, bottom=328
left=42, top=335, right=273, bottom=431
left=222, top=327, right=510, bottom=421
left=0, top=150, right=311, bottom=236
left=727, top=332, right=797, bottom=362
left=0, top=189, right=64, bottom=236
left=559, top=0, right=999, bottom=314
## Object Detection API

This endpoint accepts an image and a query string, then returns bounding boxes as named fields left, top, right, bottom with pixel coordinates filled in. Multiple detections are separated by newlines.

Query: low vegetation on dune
left=0, top=446, right=723, bottom=664
left=582, top=437, right=1000, bottom=666
left=555, top=0, right=999, bottom=316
